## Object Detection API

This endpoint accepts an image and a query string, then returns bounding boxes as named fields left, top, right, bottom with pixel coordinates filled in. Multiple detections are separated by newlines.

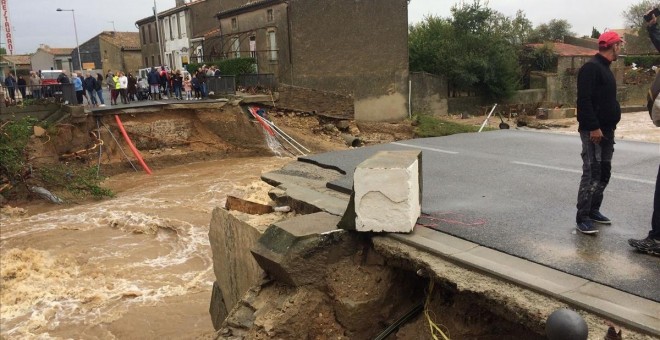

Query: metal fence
left=1, top=83, right=77, bottom=105
left=207, top=76, right=236, bottom=95
left=237, top=73, right=277, bottom=90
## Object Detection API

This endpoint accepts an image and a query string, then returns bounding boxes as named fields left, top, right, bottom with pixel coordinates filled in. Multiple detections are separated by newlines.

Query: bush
left=0, top=119, right=114, bottom=201
left=185, top=57, right=257, bottom=76
left=624, top=55, right=660, bottom=68
left=0, top=117, right=36, bottom=184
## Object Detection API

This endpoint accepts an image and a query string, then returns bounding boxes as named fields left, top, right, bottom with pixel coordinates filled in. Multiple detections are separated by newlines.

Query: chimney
left=175, top=0, right=186, bottom=6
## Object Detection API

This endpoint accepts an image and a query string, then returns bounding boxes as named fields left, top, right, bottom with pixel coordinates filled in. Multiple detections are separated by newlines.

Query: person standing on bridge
left=574, top=31, right=623, bottom=235
left=628, top=11, right=660, bottom=255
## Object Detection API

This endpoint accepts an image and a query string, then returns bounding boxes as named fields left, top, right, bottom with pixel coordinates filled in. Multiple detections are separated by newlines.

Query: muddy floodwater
left=0, top=157, right=290, bottom=339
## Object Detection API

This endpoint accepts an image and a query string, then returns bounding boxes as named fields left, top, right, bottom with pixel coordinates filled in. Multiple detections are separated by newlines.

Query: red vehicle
left=40, top=70, right=63, bottom=85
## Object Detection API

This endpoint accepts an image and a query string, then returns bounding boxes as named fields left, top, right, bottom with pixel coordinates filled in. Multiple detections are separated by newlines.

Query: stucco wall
left=216, top=2, right=289, bottom=75
left=31, top=50, right=56, bottom=72
left=410, top=72, right=448, bottom=116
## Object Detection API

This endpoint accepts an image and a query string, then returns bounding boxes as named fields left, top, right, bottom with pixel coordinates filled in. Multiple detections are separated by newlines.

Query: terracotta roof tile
left=99, top=31, right=141, bottom=50
left=40, top=46, right=74, bottom=56
left=2, top=54, right=31, bottom=65
left=216, top=0, right=282, bottom=19
left=527, top=42, right=597, bottom=57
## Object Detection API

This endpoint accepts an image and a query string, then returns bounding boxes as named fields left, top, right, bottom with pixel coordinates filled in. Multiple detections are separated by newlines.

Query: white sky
left=2, top=0, right=645, bottom=54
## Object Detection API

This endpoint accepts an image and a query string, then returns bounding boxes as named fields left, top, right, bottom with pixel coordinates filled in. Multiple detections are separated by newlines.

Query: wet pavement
left=299, top=130, right=660, bottom=302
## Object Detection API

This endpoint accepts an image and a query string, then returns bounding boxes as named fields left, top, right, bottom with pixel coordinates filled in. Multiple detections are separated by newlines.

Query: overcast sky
left=2, top=0, right=645, bottom=54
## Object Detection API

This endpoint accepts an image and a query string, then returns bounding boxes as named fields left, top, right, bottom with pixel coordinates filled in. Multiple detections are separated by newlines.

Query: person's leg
left=97, top=90, right=105, bottom=105
left=628, top=164, right=660, bottom=254
left=76, top=91, right=84, bottom=104
left=576, top=131, right=599, bottom=223
left=87, top=90, right=97, bottom=106
left=8, top=88, right=15, bottom=101
left=34, top=89, right=41, bottom=99
left=650, top=164, right=660, bottom=239
left=589, top=132, right=614, bottom=217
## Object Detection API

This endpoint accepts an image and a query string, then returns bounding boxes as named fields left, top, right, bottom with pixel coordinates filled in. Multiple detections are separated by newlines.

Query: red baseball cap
left=598, top=31, right=623, bottom=47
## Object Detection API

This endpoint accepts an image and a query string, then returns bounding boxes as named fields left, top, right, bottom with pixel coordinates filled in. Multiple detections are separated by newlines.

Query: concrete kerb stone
left=354, top=150, right=422, bottom=233
left=251, top=212, right=359, bottom=287
left=390, top=227, right=660, bottom=336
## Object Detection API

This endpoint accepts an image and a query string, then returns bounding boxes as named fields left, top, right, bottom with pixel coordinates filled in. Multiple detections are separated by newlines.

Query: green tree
left=591, top=27, right=601, bottom=39
left=528, top=19, right=574, bottom=43
left=408, top=0, right=521, bottom=100
left=623, top=0, right=655, bottom=29
left=0, top=47, right=6, bottom=55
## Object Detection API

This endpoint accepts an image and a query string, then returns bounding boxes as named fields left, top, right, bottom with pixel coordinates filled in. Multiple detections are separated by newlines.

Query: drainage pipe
left=261, top=118, right=310, bottom=153
left=340, top=133, right=362, bottom=147
left=114, top=115, right=152, bottom=175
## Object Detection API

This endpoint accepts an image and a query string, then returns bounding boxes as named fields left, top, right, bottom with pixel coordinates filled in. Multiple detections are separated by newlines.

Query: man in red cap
left=574, top=31, right=623, bottom=235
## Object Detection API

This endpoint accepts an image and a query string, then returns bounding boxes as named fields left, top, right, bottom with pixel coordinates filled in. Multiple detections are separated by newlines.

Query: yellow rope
left=424, top=280, right=450, bottom=340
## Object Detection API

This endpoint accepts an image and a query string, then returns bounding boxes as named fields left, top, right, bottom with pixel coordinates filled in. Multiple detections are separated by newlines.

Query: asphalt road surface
left=301, top=130, right=660, bottom=302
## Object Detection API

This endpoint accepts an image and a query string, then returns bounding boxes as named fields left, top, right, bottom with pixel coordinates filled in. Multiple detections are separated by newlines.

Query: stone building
left=30, top=45, right=74, bottom=73
left=527, top=42, right=623, bottom=106
left=135, top=0, right=246, bottom=71
left=0, top=54, right=32, bottom=77
left=74, top=31, right=141, bottom=74
left=213, top=0, right=409, bottom=121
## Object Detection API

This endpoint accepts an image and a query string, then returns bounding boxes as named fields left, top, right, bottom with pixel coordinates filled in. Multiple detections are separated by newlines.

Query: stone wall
left=288, top=0, right=409, bottom=121
left=276, top=84, right=354, bottom=117
left=410, top=72, right=448, bottom=116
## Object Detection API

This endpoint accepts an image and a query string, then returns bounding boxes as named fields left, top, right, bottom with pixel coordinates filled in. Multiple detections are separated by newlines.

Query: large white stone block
left=354, top=150, right=422, bottom=233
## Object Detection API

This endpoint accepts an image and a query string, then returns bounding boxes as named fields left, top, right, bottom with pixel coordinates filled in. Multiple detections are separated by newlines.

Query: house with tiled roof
left=135, top=0, right=246, bottom=71
left=74, top=31, right=142, bottom=74
left=0, top=54, right=32, bottom=81
left=30, top=45, right=74, bottom=73
left=525, top=41, right=623, bottom=105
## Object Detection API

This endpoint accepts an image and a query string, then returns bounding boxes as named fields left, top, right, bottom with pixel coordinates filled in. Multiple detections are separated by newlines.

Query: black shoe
left=628, top=237, right=660, bottom=255
left=589, top=211, right=611, bottom=224
left=576, top=220, right=598, bottom=235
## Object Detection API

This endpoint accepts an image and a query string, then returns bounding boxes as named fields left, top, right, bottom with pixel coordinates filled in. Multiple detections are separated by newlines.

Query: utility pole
left=108, top=21, right=116, bottom=32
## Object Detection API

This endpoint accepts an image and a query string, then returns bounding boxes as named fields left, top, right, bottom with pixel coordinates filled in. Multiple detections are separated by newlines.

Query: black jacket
left=576, top=53, right=621, bottom=133
left=83, top=76, right=97, bottom=92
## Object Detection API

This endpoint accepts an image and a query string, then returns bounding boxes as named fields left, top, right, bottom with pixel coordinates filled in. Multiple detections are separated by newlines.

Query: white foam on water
left=1, top=157, right=292, bottom=338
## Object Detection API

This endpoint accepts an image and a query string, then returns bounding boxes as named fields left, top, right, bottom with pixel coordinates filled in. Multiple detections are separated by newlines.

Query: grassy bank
left=414, top=114, right=490, bottom=138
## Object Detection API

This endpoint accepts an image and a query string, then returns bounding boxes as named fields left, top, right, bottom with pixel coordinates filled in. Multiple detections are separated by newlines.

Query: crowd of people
left=3, top=71, right=46, bottom=104
left=3, top=64, right=222, bottom=106
left=145, top=65, right=221, bottom=101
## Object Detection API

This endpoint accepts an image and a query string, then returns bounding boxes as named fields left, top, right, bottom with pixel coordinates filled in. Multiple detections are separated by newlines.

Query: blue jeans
left=96, top=89, right=105, bottom=104
left=202, top=82, right=207, bottom=98
left=87, top=90, right=97, bottom=105
left=576, top=130, right=615, bottom=223
left=174, top=85, right=182, bottom=99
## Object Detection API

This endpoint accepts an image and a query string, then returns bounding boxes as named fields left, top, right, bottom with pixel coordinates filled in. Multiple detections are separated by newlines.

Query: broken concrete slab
left=225, top=196, right=274, bottom=215
left=354, top=150, right=422, bottom=233
left=251, top=212, right=358, bottom=286
left=210, top=281, right=228, bottom=330
left=208, top=208, right=268, bottom=330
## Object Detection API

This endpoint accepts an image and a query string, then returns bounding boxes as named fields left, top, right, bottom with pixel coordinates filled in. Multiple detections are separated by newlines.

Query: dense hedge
left=185, top=57, right=256, bottom=75
left=624, top=55, right=660, bottom=68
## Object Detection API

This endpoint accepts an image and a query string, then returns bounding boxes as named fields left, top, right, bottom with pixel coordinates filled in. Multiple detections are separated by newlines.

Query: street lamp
left=56, top=8, right=82, bottom=72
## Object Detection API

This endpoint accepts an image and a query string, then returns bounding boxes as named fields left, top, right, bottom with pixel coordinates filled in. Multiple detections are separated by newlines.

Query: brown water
left=0, top=156, right=291, bottom=339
